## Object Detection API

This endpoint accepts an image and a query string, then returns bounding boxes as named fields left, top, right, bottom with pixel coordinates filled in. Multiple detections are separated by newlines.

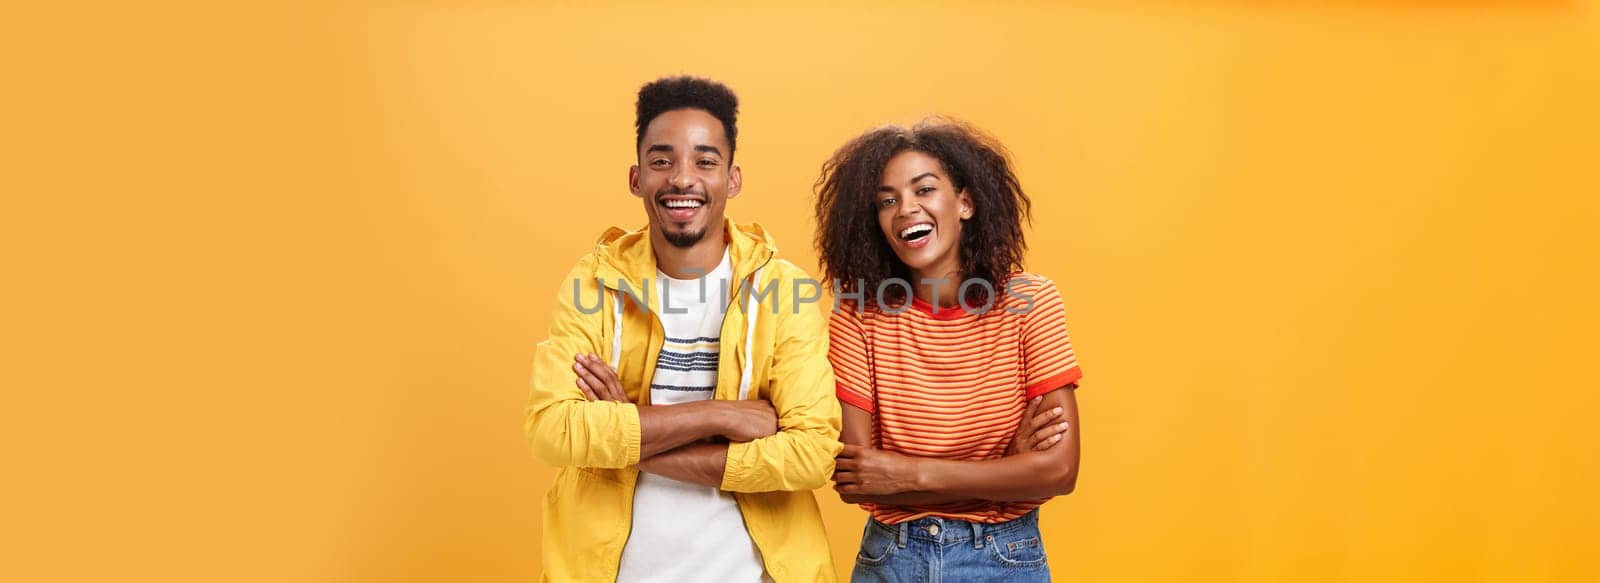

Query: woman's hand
left=1008, top=396, right=1070, bottom=455
left=833, top=444, right=921, bottom=496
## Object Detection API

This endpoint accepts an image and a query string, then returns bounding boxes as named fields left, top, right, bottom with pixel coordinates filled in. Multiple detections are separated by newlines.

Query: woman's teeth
left=899, top=224, right=933, bottom=241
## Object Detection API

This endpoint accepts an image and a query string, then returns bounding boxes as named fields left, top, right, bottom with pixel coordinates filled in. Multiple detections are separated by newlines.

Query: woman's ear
left=958, top=188, right=974, bottom=220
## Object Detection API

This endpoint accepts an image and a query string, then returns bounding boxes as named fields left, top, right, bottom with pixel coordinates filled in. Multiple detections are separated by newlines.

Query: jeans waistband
left=869, top=510, right=1040, bottom=548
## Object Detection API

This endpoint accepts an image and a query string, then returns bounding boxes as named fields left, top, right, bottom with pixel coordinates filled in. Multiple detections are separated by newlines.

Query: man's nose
left=670, top=165, right=697, bottom=191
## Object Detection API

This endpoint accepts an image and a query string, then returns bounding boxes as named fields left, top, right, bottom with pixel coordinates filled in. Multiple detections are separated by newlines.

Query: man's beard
left=663, top=226, right=705, bottom=248
left=654, top=185, right=709, bottom=248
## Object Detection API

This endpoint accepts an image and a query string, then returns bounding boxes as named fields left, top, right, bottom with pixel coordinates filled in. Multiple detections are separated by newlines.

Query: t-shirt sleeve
left=828, top=305, right=876, bottom=412
left=1019, top=276, right=1084, bottom=399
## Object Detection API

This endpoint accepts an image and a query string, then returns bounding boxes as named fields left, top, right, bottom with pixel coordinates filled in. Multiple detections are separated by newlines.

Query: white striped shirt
left=618, top=250, right=769, bottom=582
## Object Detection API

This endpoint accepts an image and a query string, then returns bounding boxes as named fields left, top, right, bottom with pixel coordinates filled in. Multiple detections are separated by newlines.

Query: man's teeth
left=900, top=224, right=933, bottom=239
left=663, top=199, right=704, bottom=209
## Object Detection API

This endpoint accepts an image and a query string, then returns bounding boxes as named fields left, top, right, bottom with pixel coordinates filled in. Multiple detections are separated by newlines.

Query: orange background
left=5, top=1, right=1599, bottom=581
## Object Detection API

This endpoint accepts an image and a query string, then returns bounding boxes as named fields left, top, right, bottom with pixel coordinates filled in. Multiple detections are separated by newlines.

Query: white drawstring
left=609, top=290, right=623, bottom=370
left=737, top=268, right=764, bottom=401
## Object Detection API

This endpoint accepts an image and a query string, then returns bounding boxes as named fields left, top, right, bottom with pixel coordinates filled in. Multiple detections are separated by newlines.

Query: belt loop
left=973, top=521, right=984, bottom=549
left=896, top=522, right=908, bottom=548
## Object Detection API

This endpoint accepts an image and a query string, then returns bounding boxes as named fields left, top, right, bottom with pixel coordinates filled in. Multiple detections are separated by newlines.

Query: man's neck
left=653, top=226, right=728, bottom=280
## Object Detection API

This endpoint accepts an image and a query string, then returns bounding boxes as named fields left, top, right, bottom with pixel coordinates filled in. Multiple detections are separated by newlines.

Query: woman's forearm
left=896, top=387, right=1080, bottom=501
left=835, top=387, right=1081, bottom=502
left=841, top=491, right=974, bottom=505
left=909, top=449, right=1077, bottom=501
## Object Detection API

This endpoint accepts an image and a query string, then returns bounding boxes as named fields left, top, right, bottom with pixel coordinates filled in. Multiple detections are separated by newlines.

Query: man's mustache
left=655, top=185, right=707, bottom=199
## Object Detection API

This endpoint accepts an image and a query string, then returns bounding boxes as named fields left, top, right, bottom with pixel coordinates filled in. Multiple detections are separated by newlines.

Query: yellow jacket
left=526, top=219, right=844, bottom=582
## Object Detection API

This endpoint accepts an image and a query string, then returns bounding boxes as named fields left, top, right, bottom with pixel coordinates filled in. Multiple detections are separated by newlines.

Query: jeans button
left=928, top=524, right=940, bottom=536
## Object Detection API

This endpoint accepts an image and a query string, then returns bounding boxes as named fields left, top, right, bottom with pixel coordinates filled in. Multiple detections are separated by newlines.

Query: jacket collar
left=591, top=217, right=777, bottom=290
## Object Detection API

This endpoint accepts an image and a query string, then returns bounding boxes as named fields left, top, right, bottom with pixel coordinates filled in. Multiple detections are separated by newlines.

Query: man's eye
left=698, top=159, right=717, bottom=167
left=650, top=160, right=669, bottom=167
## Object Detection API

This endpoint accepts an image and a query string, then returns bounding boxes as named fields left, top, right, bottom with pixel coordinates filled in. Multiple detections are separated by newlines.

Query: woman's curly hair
left=814, top=117, right=1033, bottom=310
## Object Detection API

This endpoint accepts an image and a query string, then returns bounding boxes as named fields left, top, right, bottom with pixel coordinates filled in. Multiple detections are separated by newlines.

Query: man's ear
left=958, top=188, right=973, bottom=219
left=727, top=164, right=743, bottom=199
left=628, top=164, right=642, bottom=198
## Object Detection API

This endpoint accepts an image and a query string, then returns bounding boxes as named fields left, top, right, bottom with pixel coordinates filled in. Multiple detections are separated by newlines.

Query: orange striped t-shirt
left=828, top=273, right=1083, bottom=525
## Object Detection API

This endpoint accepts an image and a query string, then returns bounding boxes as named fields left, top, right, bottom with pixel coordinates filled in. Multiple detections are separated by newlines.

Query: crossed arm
left=832, top=385, right=1080, bottom=505
left=571, top=353, right=777, bottom=486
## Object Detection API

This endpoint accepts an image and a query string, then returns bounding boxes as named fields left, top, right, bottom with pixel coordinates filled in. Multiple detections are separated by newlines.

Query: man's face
left=629, top=108, right=741, bottom=248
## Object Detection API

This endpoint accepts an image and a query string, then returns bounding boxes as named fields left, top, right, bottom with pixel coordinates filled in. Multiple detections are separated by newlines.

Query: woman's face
left=874, top=150, right=973, bottom=278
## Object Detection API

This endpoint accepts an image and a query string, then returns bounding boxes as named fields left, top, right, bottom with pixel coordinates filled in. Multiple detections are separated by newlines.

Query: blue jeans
left=851, top=510, right=1050, bottom=582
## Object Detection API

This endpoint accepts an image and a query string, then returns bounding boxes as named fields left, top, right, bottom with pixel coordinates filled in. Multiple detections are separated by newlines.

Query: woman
left=816, top=117, right=1085, bottom=581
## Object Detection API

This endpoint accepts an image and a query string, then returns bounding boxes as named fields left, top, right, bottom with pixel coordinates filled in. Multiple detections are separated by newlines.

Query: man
left=525, top=76, right=843, bottom=582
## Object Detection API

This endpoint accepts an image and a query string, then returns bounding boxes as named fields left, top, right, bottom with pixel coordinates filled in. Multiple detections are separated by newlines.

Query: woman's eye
left=879, top=198, right=896, bottom=208
left=916, top=186, right=934, bottom=195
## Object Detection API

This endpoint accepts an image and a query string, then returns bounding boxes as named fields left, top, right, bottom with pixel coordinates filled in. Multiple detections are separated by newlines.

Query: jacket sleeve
left=721, top=264, right=845, bottom=492
left=524, top=256, right=642, bottom=468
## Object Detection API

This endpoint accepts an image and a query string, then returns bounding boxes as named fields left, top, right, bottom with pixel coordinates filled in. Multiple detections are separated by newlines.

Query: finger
left=576, top=354, right=608, bottom=378
left=577, top=356, right=624, bottom=402
left=1031, top=405, right=1064, bottom=425
left=589, top=356, right=627, bottom=403
left=839, top=444, right=863, bottom=457
left=1032, top=419, right=1068, bottom=441
left=833, top=458, right=857, bottom=472
left=578, top=355, right=615, bottom=400
left=575, top=354, right=606, bottom=377
left=576, top=377, right=598, bottom=401
left=832, top=471, right=857, bottom=484
left=572, top=361, right=604, bottom=393
left=1033, top=432, right=1063, bottom=451
left=1018, top=397, right=1042, bottom=433
left=593, top=356, right=627, bottom=402
left=573, top=362, right=608, bottom=399
left=1027, top=425, right=1055, bottom=447
left=574, top=353, right=597, bottom=370
left=1035, top=421, right=1070, bottom=445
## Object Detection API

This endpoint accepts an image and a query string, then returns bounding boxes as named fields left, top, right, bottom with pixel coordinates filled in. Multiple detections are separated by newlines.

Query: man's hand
left=575, top=353, right=777, bottom=442
left=1008, top=395, right=1069, bottom=455
left=833, top=444, right=921, bottom=496
left=573, top=353, right=628, bottom=402
left=716, top=400, right=779, bottom=442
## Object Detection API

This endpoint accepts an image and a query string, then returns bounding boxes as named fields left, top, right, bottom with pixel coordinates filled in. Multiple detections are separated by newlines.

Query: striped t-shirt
left=828, top=273, right=1083, bottom=525
left=618, top=250, right=768, bottom=582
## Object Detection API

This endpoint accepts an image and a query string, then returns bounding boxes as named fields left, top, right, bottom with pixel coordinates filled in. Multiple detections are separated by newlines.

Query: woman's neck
left=910, top=265, right=964, bottom=308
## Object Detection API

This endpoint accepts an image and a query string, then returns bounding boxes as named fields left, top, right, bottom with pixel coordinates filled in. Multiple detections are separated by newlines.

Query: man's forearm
left=637, top=442, right=728, bottom=487
left=636, top=401, right=728, bottom=459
